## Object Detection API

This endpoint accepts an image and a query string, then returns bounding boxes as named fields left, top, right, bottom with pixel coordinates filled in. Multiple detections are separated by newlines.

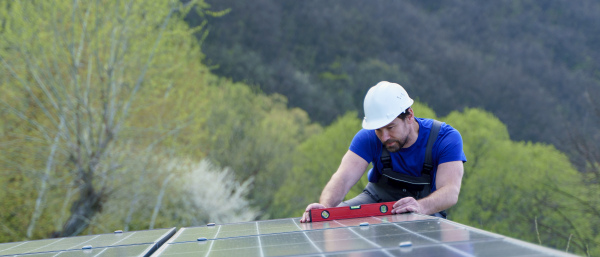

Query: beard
left=383, top=134, right=409, bottom=152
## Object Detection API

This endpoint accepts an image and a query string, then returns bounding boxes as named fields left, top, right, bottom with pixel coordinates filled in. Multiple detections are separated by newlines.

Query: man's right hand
left=300, top=203, right=327, bottom=223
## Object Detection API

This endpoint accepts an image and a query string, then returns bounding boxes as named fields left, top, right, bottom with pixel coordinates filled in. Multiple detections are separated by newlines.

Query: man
left=300, top=81, right=466, bottom=222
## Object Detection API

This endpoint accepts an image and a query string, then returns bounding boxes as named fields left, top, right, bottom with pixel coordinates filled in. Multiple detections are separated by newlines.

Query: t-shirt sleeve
left=436, top=128, right=467, bottom=164
left=349, top=129, right=376, bottom=164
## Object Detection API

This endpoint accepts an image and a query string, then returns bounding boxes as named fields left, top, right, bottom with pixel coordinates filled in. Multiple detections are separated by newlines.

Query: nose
left=378, top=129, right=390, bottom=142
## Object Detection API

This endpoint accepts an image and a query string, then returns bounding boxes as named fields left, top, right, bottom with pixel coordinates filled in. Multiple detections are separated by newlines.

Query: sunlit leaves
left=446, top=108, right=593, bottom=254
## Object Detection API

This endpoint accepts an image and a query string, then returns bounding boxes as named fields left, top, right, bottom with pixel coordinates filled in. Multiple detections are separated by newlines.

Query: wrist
left=417, top=198, right=433, bottom=215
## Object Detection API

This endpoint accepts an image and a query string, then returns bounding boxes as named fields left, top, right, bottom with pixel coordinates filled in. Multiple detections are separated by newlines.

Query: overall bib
left=362, top=120, right=447, bottom=218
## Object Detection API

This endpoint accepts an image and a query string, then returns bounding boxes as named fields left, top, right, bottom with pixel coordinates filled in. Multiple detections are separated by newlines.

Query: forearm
left=308, top=150, right=368, bottom=208
left=417, top=161, right=464, bottom=214
left=417, top=184, right=460, bottom=214
left=319, top=173, right=352, bottom=207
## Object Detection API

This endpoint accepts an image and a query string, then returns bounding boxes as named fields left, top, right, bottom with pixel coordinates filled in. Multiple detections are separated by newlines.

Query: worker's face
left=375, top=117, right=410, bottom=152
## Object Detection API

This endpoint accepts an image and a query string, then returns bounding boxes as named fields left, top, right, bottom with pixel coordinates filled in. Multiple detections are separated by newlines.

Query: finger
left=393, top=197, right=415, bottom=208
left=305, top=203, right=324, bottom=212
left=302, top=203, right=326, bottom=222
left=392, top=202, right=418, bottom=214
left=395, top=207, right=414, bottom=214
left=304, top=210, right=312, bottom=223
left=392, top=207, right=406, bottom=214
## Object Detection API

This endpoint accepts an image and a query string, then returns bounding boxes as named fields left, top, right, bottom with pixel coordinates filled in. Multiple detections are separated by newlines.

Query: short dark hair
left=397, top=107, right=411, bottom=120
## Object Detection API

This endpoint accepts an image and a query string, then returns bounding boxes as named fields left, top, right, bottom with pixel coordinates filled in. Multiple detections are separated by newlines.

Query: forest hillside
left=0, top=1, right=598, bottom=256
left=195, top=0, right=600, bottom=170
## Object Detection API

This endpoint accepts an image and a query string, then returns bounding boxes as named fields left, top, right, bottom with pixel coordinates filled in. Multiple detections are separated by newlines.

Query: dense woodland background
left=0, top=0, right=599, bottom=256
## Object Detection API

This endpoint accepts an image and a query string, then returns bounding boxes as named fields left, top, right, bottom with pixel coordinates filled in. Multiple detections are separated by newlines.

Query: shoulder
left=349, top=129, right=380, bottom=163
left=438, top=122, right=462, bottom=142
left=416, top=117, right=461, bottom=140
left=431, top=120, right=467, bottom=163
left=351, top=129, right=379, bottom=148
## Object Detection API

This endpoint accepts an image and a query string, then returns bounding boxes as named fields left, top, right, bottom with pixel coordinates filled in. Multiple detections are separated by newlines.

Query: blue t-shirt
left=349, top=118, right=467, bottom=191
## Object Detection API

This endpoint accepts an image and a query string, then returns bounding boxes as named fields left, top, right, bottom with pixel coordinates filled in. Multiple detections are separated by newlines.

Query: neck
left=403, top=118, right=420, bottom=148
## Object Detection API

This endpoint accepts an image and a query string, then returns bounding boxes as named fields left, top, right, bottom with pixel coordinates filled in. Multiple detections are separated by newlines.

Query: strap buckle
left=422, top=163, right=434, bottom=174
left=381, top=155, right=391, bottom=163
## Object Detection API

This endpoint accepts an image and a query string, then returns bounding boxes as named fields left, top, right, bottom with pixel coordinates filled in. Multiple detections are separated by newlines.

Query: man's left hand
left=392, top=197, right=421, bottom=214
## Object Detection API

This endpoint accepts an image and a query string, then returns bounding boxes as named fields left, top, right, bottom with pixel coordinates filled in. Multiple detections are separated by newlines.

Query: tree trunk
left=53, top=185, right=104, bottom=237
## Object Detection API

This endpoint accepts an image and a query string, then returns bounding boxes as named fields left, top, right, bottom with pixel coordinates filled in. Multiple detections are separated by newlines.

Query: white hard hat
left=362, top=81, right=414, bottom=130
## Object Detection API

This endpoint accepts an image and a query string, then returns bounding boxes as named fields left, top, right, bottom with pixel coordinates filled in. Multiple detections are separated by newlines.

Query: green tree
left=272, top=111, right=362, bottom=218
left=446, top=108, right=595, bottom=255
left=0, top=0, right=211, bottom=239
left=0, top=0, right=321, bottom=242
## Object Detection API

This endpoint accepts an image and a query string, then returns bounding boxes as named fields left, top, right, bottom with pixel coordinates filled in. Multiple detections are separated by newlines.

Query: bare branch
left=115, top=4, right=177, bottom=135
left=0, top=57, right=53, bottom=141
left=0, top=97, right=52, bottom=142
left=27, top=117, right=65, bottom=238
left=149, top=173, right=174, bottom=230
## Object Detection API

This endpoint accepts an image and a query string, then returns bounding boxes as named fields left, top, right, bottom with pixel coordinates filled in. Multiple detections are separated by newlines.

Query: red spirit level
left=309, top=201, right=396, bottom=222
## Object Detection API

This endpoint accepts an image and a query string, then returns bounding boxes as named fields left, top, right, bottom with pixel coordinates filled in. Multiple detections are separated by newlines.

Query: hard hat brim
left=362, top=98, right=413, bottom=130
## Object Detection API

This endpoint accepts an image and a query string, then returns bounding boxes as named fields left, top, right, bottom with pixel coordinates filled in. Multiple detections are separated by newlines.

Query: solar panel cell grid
left=171, top=213, right=437, bottom=244
left=2, top=214, right=576, bottom=257
left=154, top=213, right=579, bottom=257
left=0, top=228, right=174, bottom=257
left=324, top=245, right=466, bottom=257
left=172, top=219, right=306, bottom=243
left=162, top=238, right=263, bottom=257
left=156, top=215, right=507, bottom=257
left=7, top=244, right=154, bottom=257
left=258, top=219, right=303, bottom=234
left=454, top=240, right=551, bottom=257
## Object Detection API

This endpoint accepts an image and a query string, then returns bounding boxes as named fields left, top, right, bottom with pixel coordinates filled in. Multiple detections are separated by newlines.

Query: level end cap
left=82, top=245, right=92, bottom=250
left=197, top=237, right=208, bottom=241
left=359, top=222, right=369, bottom=226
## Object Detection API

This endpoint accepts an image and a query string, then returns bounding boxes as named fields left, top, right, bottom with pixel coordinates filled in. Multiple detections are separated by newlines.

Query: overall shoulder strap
left=423, top=120, right=442, bottom=175
left=381, top=147, right=392, bottom=173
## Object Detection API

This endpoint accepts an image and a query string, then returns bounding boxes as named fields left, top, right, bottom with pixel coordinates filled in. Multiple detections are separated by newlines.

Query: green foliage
left=411, top=101, right=437, bottom=120
left=0, top=0, right=317, bottom=241
left=271, top=111, right=361, bottom=218
left=0, top=0, right=218, bottom=239
left=197, top=82, right=321, bottom=215
left=445, top=108, right=595, bottom=255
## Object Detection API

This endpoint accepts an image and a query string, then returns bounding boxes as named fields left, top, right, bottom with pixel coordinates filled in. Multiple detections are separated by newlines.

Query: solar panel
left=0, top=228, right=175, bottom=257
left=1, top=214, right=576, bottom=256
left=2, top=244, right=156, bottom=257
left=169, top=213, right=436, bottom=243
left=151, top=213, right=575, bottom=256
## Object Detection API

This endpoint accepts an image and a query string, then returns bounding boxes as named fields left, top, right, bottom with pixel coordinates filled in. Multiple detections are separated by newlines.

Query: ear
left=406, top=107, right=415, bottom=123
